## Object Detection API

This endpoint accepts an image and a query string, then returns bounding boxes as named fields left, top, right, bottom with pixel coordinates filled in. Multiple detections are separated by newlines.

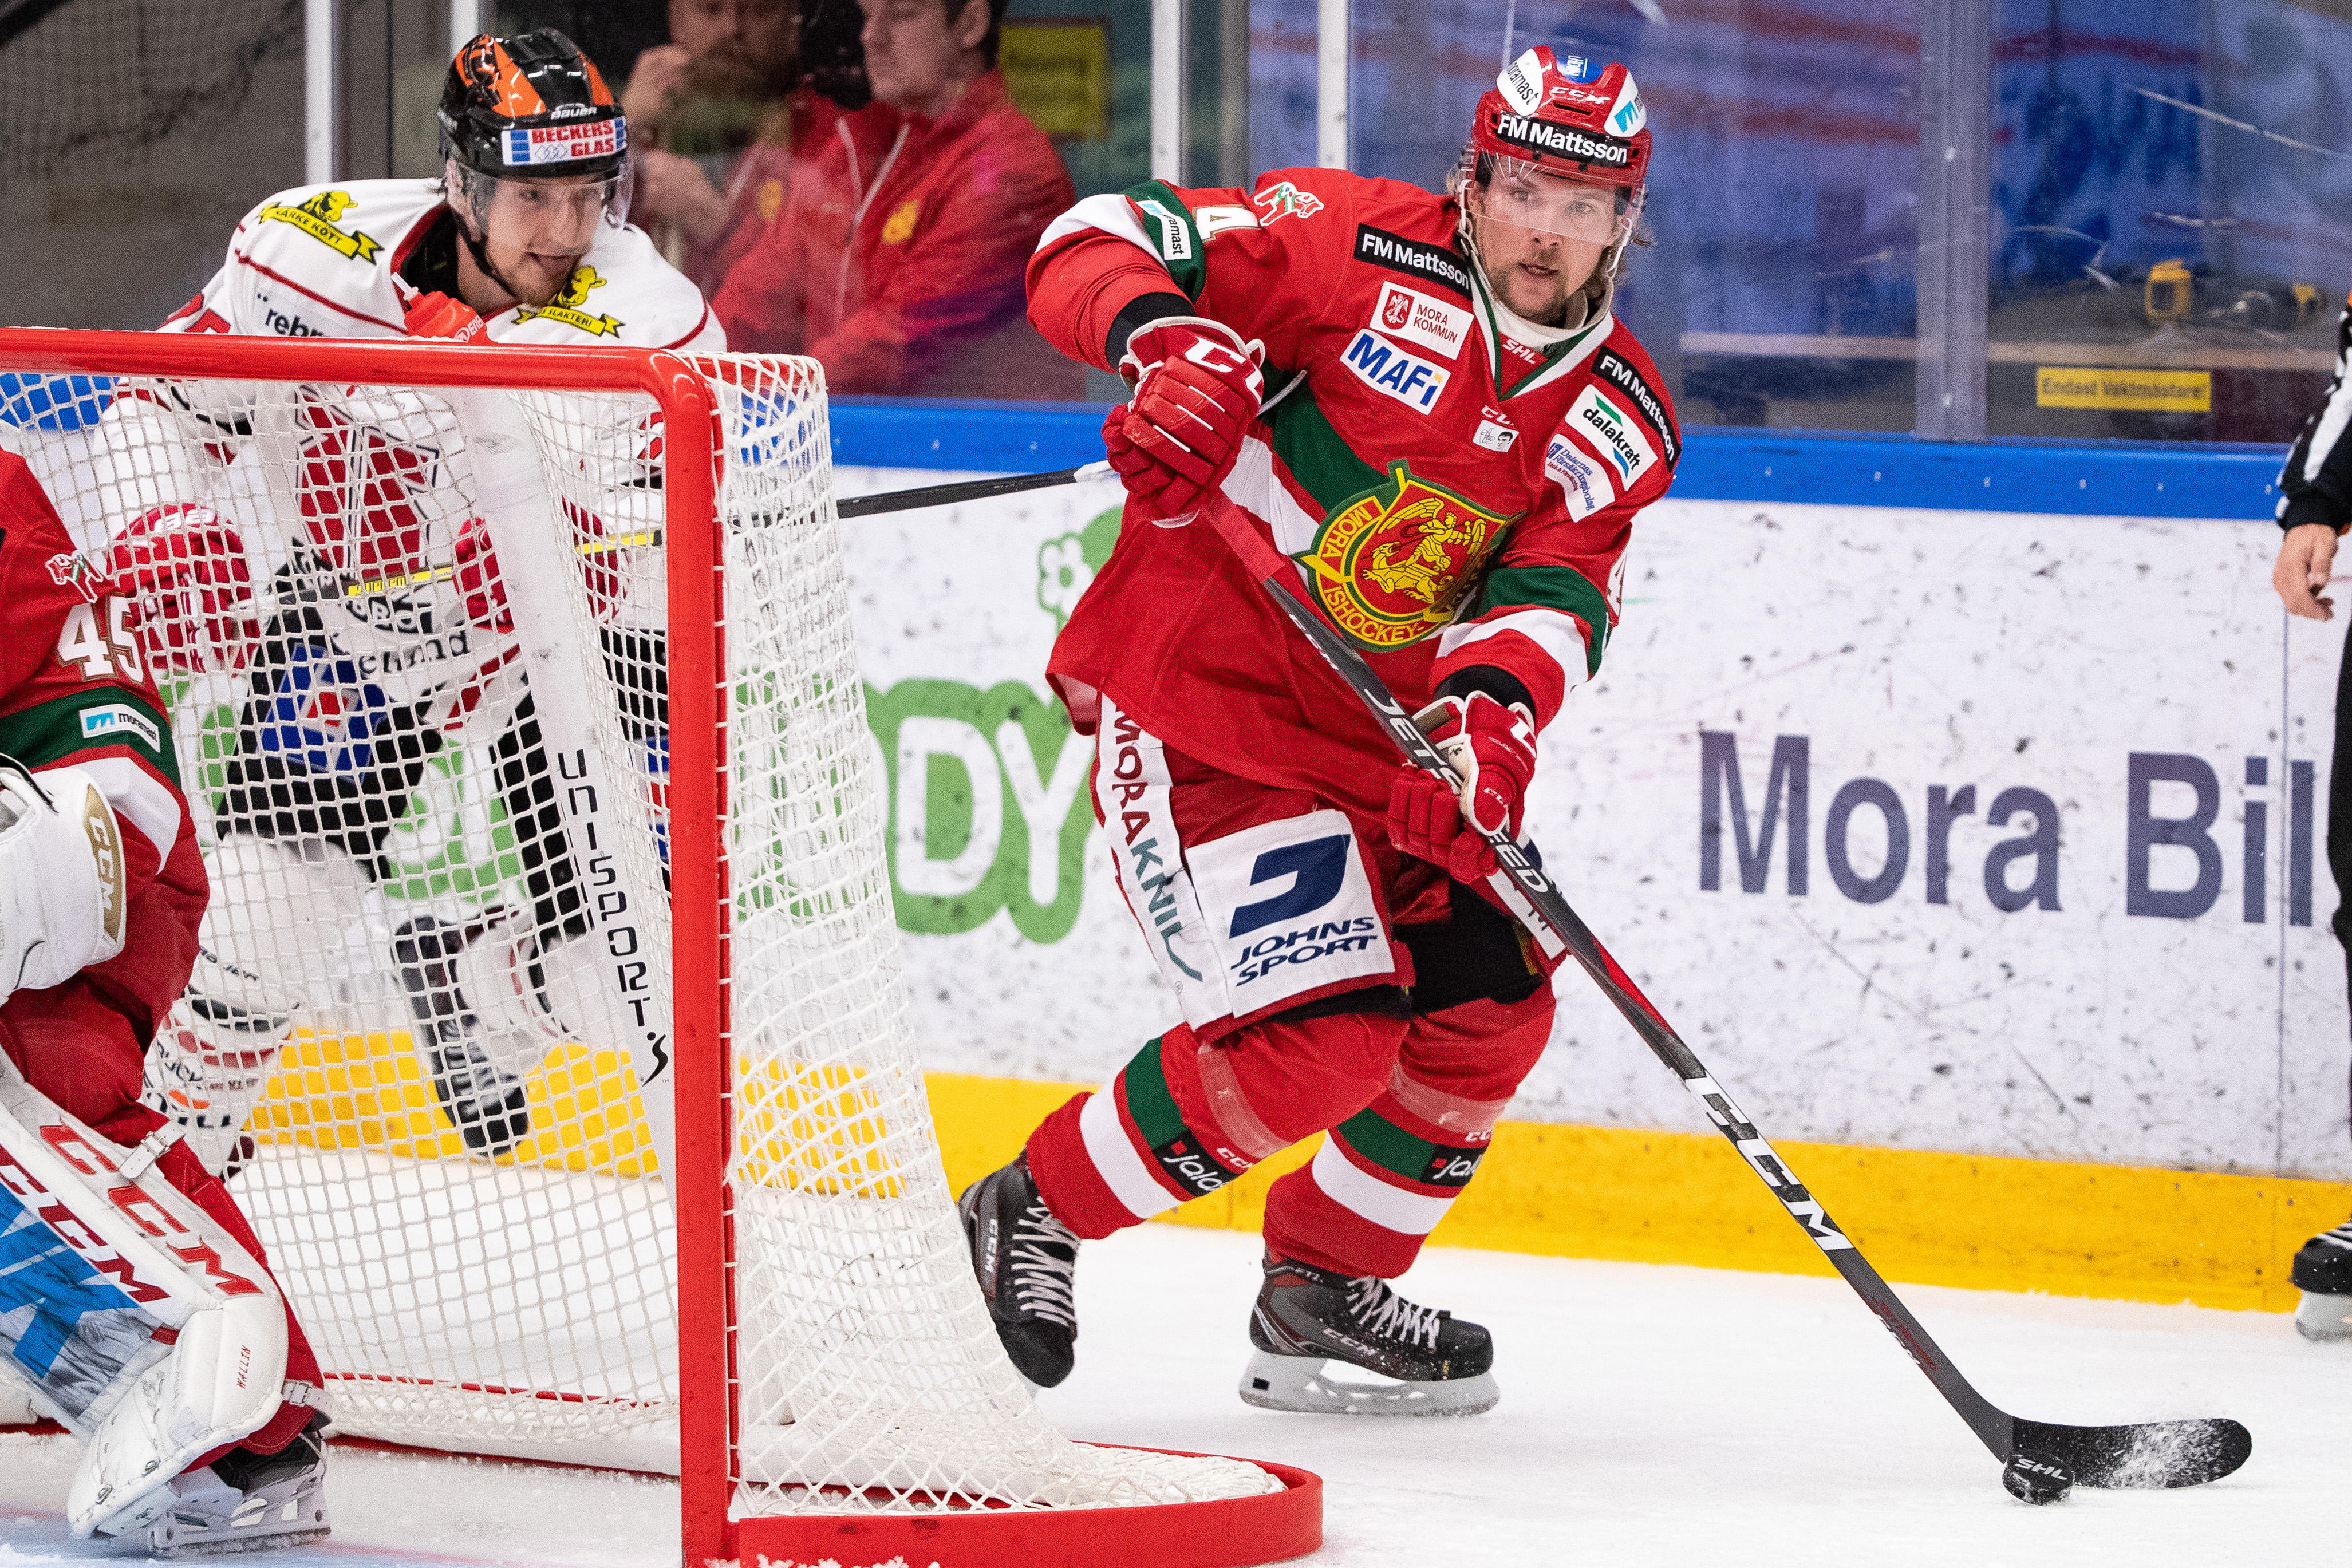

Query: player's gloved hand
left=1386, top=692, right=1538, bottom=883
left=452, top=504, right=623, bottom=632
left=402, top=287, right=490, bottom=344
left=1104, top=316, right=1265, bottom=527
left=104, top=504, right=256, bottom=674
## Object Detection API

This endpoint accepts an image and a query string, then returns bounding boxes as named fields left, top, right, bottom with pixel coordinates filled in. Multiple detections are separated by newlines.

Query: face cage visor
left=1457, top=151, right=1640, bottom=246
left=450, top=161, right=632, bottom=257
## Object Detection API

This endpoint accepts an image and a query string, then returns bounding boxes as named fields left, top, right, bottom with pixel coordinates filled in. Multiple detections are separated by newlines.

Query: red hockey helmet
left=1465, top=48, right=1649, bottom=240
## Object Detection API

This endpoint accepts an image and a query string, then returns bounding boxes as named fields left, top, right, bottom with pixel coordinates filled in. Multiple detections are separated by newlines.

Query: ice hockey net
left=0, top=332, right=1316, bottom=1566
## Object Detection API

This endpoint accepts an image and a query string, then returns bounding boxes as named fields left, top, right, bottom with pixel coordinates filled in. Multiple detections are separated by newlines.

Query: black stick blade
left=2015, top=1416, right=2252, bottom=1489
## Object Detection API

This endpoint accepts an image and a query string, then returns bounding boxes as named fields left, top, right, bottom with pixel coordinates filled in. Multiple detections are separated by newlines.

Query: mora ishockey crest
left=1293, top=462, right=1517, bottom=649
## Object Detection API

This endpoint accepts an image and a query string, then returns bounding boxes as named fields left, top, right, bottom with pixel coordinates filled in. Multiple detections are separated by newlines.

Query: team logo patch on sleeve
left=512, top=266, right=623, bottom=337
left=1251, top=180, right=1324, bottom=224
left=1340, top=330, right=1451, bottom=414
left=1544, top=433, right=1617, bottom=520
left=1565, top=383, right=1656, bottom=487
left=258, top=189, right=383, bottom=263
left=1353, top=224, right=1474, bottom=298
left=1592, top=349, right=1679, bottom=467
left=1295, top=461, right=1517, bottom=649
left=78, top=703, right=161, bottom=751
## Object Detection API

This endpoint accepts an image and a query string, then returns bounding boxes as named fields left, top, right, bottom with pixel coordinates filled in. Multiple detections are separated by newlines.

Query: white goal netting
left=0, top=350, right=1274, bottom=1520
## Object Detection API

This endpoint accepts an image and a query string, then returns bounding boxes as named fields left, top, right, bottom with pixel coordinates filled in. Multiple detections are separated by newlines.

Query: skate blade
left=1237, top=1349, right=1498, bottom=1417
left=2294, top=1290, right=2352, bottom=1342
left=147, top=1476, right=329, bottom=1557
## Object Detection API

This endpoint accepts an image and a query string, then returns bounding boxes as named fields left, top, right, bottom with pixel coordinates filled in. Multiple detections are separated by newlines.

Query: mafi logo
left=514, top=266, right=623, bottom=337
left=1294, top=461, right=1517, bottom=650
left=1252, top=180, right=1324, bottom=224
left=1339, top=330, right=1451, bottom=414
left=259, top=189, right=384, bottom=263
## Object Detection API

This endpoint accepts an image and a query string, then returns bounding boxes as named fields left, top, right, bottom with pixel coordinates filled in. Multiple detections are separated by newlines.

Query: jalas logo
left=1294, top=462, right=1517, bottom=650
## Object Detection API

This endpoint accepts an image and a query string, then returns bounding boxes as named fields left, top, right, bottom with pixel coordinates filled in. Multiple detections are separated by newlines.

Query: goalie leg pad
left=0, top=1049, right=294, bottom=1539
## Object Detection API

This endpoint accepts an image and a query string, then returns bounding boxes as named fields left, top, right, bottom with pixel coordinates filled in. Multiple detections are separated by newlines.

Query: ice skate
left=140, top=1411, right=330, bottom=1557
left=391, top=915, right=533, bottom=1156
left=2292, top=1218, right=2352, bottom=1342
left=1240, top=1252, right=1498, bottom=1416
left=957, top=1154, right=1080, bottom=1387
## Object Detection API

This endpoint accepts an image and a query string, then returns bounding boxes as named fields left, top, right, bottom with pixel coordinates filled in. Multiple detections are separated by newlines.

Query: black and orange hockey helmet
left=437, top=30, right=628, bottom=184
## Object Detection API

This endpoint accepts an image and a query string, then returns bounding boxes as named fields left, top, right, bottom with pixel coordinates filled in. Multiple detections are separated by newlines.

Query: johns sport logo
left=1565, top=384, right=1655, bottom=485
left=78, top=703, right=161, bottom=751
left=1341, top=330, right=1450, bottom=414
left=1224, top=835, right=1380, bottom=986
left=1189, top=811, right=1391, bottom=1014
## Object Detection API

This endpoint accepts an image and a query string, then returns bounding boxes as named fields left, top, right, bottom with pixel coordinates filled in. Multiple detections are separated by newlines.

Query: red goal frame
left=0, top=330, right=1320, bottom=1568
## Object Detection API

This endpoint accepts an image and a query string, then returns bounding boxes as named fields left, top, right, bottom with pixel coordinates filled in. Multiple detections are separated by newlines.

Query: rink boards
left=832, top=466, right=2352, bottom=1306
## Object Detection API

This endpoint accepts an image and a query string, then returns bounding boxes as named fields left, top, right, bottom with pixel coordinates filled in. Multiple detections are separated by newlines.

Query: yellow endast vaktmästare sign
left=2035, top=365, right=2211, bottom=412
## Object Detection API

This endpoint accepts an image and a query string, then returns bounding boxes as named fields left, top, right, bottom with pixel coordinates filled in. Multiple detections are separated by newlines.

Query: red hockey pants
left=1025, top=707, right=1554, bottom=1278
left=1, top=984, right=322, bottom=1458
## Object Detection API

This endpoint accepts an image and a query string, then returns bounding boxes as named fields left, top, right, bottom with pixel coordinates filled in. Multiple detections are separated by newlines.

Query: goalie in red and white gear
left=0, top=454, right=330, bottom=1553
left=81, top=28, right=704, bottom=1168
left=960, top=49, right=1673, bottom=1415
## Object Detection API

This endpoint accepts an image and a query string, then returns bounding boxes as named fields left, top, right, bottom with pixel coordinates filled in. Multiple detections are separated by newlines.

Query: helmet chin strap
left=448, top=178, right=535, bottom=310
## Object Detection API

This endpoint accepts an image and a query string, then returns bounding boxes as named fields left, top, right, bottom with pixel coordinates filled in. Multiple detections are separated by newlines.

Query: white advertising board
left=836, top=465, right=2350, bottom=1180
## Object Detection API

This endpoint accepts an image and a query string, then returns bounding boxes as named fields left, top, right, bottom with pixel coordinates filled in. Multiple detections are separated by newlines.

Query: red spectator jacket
left=713, top=70, right=1082, bottom=398
left=675, top=90, right=836, bottom=297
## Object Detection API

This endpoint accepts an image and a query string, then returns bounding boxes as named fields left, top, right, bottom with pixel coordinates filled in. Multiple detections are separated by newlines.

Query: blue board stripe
left=828, top=400, right=2288, bottom=522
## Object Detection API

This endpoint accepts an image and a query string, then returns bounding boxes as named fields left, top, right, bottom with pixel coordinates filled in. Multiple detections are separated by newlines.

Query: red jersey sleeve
left=0, top=453, right=204, bottom=1036
left=1027, top=169, right=1360, bottom=370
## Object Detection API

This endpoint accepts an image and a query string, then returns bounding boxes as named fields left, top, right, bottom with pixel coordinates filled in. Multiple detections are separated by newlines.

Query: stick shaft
left=834, top=460, right=1112, bottom=519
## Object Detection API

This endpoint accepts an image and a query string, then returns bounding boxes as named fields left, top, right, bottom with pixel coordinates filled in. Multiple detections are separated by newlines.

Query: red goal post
left=0, top=330, right=1318, bottom=1568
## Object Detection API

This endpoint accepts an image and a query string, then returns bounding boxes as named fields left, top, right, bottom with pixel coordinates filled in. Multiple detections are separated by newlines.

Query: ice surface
left=0, top=1223, right=2331, bottom=1565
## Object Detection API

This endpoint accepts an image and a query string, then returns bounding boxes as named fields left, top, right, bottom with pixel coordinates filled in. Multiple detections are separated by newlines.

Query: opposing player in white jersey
left=96, top=29, right=719, bottom=1167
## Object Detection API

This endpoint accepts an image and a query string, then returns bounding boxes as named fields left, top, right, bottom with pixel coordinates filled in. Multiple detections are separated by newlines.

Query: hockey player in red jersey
left=960, top=48, right=1679, bottom=1414
left=0, top=453, right=330, bottom=1550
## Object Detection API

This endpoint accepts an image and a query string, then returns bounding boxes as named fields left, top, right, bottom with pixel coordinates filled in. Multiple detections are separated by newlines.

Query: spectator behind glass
left=713, top=0, right=1082, bottom=399
left=628, top=0, right=833, bottom=295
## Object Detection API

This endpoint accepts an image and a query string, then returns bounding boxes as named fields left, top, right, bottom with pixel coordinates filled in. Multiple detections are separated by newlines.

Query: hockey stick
left=1197, top=501, right=2251, bottom=1493
left=834, top=460, right=1115, bottom=519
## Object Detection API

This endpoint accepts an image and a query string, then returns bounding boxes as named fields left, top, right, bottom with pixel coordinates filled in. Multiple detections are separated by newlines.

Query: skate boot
left=1240, top=1252, right=1498, bottom=1416
left=957, top=1154, right=1080, bottom=1387
left=2291, top=1217, right=2352, bottom=1342
left=141, top=1409, right=330, bottom=1555
left=392, top=915, right=532, bottom=1156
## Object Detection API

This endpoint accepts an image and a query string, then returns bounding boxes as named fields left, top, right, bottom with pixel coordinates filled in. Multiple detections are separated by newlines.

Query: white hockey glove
left=0, top=757, right=129, bottom=1002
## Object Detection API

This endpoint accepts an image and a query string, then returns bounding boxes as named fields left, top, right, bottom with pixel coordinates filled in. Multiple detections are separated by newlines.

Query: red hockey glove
left=403, top=288, right=490, bottom=344
left=104, top=504, right=257, bottom=674
left=1386, top=693, right=1538, bottom=883
left=452, top=504, right=623, bottom=632
left=1104, top=316, right=1265, bottom=526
